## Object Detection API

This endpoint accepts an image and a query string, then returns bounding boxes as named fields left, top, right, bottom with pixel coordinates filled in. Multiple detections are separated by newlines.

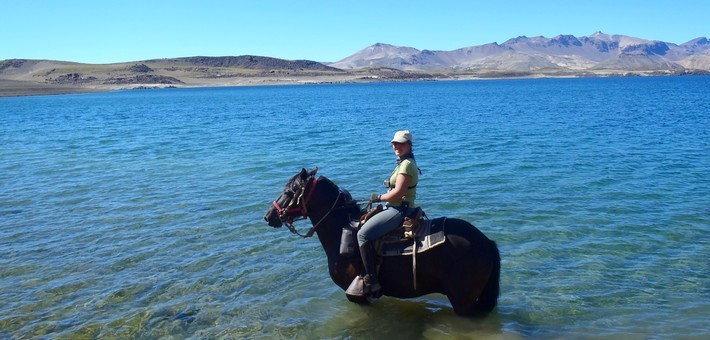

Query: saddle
left=341, top=206, right=447, bottom=291
left=377, top=216, right=446, bottom=257
left=347, top=205, right=446, bottom=256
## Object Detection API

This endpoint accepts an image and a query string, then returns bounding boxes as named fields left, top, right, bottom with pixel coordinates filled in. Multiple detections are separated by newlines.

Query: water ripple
left=1, top=77, right=709, bottom=337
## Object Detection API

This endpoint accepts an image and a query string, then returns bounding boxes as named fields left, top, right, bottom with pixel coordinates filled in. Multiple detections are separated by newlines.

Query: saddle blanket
left=379, top=217, right=447, bottom=257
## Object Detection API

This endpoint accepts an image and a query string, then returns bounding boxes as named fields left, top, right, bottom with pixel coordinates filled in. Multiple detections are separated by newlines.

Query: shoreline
left=0, top=80, right=106, bottom=97
left=2, top=71, right=707, bottom=98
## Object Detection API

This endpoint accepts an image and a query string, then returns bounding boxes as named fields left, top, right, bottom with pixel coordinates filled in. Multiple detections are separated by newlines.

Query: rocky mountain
left=152, top=55, right=343, bottom=71
left=329, top=32, right=710, bottom=72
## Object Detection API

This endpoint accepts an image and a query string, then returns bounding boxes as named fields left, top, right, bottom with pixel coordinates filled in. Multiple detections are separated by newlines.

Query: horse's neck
left=305, top=181, right=362, bottom=290
left=308, top=208, right=345, bottom=258
left=306, top=184, right=351, bottom=259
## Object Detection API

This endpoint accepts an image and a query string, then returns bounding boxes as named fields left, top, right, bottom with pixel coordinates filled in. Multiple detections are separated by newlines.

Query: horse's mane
left=316, top=175, right=351, bottom=201
left=316, top=175, right=360, bottom=218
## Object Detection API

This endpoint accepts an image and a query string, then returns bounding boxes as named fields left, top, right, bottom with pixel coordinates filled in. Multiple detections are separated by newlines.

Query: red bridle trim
left=272, top=200, right=285, bottom=215
left=272, top=177, right=318, bottom=221
left=301, top=177, right=318, bottom=213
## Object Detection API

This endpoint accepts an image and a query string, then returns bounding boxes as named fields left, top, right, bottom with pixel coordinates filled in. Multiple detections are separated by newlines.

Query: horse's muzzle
left=264, top=207, right=283, bottom=228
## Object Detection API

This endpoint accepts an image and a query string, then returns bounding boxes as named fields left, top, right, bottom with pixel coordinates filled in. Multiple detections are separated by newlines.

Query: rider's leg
left=356, top=207, right=404, bottom=297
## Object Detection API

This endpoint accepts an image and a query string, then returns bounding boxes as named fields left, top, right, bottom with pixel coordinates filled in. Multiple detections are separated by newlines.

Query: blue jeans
left=357, top=206, right=406, bottom=246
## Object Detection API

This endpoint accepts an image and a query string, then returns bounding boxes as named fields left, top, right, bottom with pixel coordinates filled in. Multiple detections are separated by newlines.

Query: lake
left=1, top=76, right=708, bottom=338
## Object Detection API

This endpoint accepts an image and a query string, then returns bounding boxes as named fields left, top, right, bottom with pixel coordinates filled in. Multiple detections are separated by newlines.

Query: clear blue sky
left=2, top=0, right=708, bottom=64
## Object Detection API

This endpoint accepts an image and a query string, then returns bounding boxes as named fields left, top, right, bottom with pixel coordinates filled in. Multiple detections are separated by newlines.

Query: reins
left=286, top=191, right=342, bottom=238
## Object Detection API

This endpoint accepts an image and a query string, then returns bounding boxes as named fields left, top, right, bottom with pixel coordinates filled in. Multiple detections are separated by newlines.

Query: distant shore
left=0, top=80, right=102, bottom=97
left=3, top=56, right=709, bottom=98
left=0, top=77, right=363, bottom=98
left=2, top=71, right=708, bottom=98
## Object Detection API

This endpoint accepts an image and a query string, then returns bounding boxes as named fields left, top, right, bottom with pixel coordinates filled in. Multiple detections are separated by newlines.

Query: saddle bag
left=339, top=225, right=358, bottom=257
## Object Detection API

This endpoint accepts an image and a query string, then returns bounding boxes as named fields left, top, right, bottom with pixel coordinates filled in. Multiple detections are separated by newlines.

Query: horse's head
left=264, top=167, right=319, bottom=228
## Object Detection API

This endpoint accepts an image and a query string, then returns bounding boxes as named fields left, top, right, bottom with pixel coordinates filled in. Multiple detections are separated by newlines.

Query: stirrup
left=345, top=275, right=380, bottom=303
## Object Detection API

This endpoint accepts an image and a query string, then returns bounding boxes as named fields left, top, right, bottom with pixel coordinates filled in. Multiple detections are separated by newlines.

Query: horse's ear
left=309, top=167, right=318, bottom=177
left=299, top=168, right=308, bottom=177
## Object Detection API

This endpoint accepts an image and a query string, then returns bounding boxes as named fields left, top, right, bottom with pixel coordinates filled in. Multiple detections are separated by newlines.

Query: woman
left=357, top=130, right=419, bottom=298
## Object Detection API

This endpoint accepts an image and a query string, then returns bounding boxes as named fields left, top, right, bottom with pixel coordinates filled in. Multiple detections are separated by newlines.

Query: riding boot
left=359, top=242, right=382, bottom=298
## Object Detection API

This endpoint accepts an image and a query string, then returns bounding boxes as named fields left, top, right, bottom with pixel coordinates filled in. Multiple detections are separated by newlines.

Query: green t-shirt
left=387, top=158, right=418, bottom=207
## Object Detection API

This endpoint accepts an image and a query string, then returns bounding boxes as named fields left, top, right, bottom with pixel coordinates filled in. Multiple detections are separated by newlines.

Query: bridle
left=272, top=176, right=343, bottom=238
left=272, top=176, right=318, bottom=223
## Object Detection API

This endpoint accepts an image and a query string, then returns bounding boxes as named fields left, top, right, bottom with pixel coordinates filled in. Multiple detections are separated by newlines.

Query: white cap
left=391, top=130, right=413, bottom=143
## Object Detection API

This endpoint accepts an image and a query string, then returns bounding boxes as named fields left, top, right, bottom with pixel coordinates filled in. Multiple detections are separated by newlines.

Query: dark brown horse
left=263, top=168, right=500, bottom=316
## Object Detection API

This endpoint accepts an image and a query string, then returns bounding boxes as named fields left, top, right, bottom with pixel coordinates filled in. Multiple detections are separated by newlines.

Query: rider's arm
left=380, top=173, right=411, bottom=203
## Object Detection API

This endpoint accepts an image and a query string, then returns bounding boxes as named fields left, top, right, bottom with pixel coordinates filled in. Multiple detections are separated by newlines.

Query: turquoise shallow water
left=1, top=77, right=709, bottom=338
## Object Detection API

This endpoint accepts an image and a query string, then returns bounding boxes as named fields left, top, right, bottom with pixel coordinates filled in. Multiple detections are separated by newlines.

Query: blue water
left=1, top=77, right=708, bottom=338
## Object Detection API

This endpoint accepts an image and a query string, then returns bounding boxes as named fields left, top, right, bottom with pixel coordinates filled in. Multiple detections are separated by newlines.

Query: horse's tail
left=473, top=239, right=500, bottom=313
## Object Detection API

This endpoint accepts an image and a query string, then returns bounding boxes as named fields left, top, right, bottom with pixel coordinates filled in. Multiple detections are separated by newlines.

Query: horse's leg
left=443, top=255, right=492, bottom=316
left=440, top=220, right=497, bottom=316
left=472, top=240, right=500, bottom=312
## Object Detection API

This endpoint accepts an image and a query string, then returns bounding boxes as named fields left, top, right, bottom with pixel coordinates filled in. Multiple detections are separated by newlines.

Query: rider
left=357, top=130, right=419, bottom=298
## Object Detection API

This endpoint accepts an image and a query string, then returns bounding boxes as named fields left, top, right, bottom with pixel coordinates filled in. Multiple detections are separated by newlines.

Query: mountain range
left=329, top=32, right=710, bottom=73
left=2, top=32, right=709, bottom=97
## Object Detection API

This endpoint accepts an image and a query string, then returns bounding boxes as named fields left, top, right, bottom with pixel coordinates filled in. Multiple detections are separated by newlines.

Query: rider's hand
left=370, top=193, right=381, bottom=202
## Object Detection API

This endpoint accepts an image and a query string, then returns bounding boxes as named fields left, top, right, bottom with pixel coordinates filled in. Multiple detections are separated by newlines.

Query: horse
left=263, top=168, right=501, bottom=316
